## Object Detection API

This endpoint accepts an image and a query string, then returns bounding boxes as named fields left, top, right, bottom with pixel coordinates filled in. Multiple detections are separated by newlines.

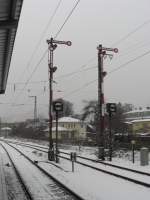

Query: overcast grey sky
left=1, top=0, right=150, bottom=122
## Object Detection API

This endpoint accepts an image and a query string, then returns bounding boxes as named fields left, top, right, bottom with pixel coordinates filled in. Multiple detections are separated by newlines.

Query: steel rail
left=2, top=141, right=85, bottom=200
left=59, top=151, right=150, bottom=177
left=58, top=154, right=150, bottom=188
left=2, top=140, right=150, bottom=184
left=5, top=140, right=150, bottom=178
left=0, top=143, right=34, bottom=200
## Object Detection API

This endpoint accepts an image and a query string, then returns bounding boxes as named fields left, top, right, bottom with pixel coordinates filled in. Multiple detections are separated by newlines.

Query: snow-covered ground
left=1, top=141, right=78, bottom=200
left=0, top=144, right=28, bottom=200
left=1, top=137, right=150, bottom=200
left=3, top=136, right=150, bottom=167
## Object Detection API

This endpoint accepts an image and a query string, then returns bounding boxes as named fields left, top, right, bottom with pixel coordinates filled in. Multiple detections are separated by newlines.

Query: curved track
left=0, top=143, right=34, bottom=200
left=2, top=139, right=150, bottom=188
left=4, top=139, right=150, bottom=176
left=1, top=141, right=84, bottom=200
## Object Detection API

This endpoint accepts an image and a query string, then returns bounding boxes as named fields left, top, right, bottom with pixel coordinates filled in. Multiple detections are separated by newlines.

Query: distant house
left=124, top=108, right=150, bottom=122
left=45, top=117, right=87, bottom=142
left=0, top=127, right=12, bottom=137
left=44, top=126, right=70, bottom=140
left=124, top=108, right=150, bottom=134
left=131, top=119, right=150, bottom=134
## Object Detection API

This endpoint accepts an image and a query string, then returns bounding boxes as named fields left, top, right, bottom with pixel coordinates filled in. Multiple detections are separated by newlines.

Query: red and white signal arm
left=114, top=48, right=118, bottom=53
left=66, top=41, right=72, bottom=46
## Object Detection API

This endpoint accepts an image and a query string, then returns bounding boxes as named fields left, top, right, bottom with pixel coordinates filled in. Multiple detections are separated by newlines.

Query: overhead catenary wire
left=12, top=50, right=47, bottom=104
left=9, top=47, right=150, bottom=107
left=7, top=37, right=150, bottom=88
left=8, top=12, right=150, bottom=111
left=8, top=38, right=149, bottom=87
left=111, top=19, right=150, bottom=47
left=56, top=65, right=97, bottom=79
left=16, top=0, right=62, bottom=82
left=62, top=48, right=150, bottom=98
left=63, top=79, right=97, bottom=98
left=59, top=20, right=150, bottom=98
left=11, top=0, right=81, bottom=105
left=8, top=80, right=48, bottom=85
left=8, top=40, right=150, bottom=104
left=7, top=65, right=96, bottom=86
left=54, top=0, right=81, bottom=39
left=75, top=18, right=150, bottom=69
left=13, top=15, right=149, bottom=98
left=10, top=47, right=150, bottom=103
left=108, top=48, right=150, bottom=75
left=53, top=18, right=150, bottom=89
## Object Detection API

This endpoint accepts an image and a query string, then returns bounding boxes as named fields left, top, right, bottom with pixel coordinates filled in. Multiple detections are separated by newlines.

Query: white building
left=45, top=117, right=87, bottom=141
left=0, top=127, right=12, bottom=137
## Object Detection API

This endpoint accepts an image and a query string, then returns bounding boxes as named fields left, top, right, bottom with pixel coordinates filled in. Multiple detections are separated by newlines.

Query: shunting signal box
left=106, top=103, right=117, bottom=115
left=53, top=101, right=63, bottom=112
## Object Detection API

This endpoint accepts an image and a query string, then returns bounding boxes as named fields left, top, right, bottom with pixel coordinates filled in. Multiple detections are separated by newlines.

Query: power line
left=7, top=48, right=150, bottom=111
left=12, top=0, right=81, bottom=104
left=16, top=0, right=62, bottom=82
left=56, top=65, right=97, bottom=79
left=108, top=48, right=150, bottom=75
left=8, top=37, right=150, bottom=87
left=62, top=48, right=150, bottom=98
left=112, top=19, right=150, bottom=47
left=115, top=40, right=150, bottom=60
left=70, top=19, right=150, bottom=72
left=12, top=50, right=47, bottom=104
left=63, top=79, right=97, bottom=98
left=12, top=47, right=150, bottom=103
left=8, top=80, right=48, bottom=85
left=54, top=0, right=81, bottom=38
left=17, top=6, right=148, bottom=95
left=11, top=1, right=63, bottom=103
left=10, top=46, right=150, bottom=104
left=8, top=65, right=96, bottom=85
left=11, top=8, right=150, bottom=105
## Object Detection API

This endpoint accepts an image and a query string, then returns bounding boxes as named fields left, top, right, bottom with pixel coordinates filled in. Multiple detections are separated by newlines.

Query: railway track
left=0, top=141, right=84, bottom=200
left=0, top=143, right=33, bottom=200
left=2, top=139, right=150, bottom=188
left=3, top=139, right=150, bottom=175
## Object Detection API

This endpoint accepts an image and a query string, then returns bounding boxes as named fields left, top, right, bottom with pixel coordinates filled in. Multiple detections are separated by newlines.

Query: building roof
left=124, top=122, right=132, bottom=125
left=1, top=127, right=11, bottom=130
left=124, top=108, right=150, bottom=114
left=55, top=117, right=80, bottom=123
left=0, top=0, right=24, bottom=94
left=131, top=119, right=150, bottom=123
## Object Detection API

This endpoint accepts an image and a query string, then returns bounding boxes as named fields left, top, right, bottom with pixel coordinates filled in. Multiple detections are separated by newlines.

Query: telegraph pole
left=47, top=37, right=71, bottom=161
left=29, top=95, right=37, bottom=127
left=97, top=45, right=118, bottom=160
